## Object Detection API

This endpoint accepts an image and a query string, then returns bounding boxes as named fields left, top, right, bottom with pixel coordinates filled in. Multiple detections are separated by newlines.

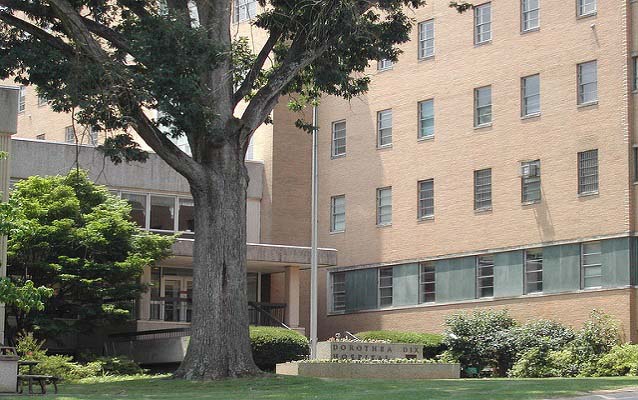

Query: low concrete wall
left=317, top=341, right=424, bottom=360
left=110, top=337, right=188, bottom=364
left=276, top=362, right=461, bottom=379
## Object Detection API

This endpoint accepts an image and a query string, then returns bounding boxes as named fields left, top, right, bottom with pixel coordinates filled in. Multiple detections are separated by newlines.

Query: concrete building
left=6, top=0, right=638, bottom=355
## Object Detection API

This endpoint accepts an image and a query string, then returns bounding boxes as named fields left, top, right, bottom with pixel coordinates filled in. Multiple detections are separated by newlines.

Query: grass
left=8, top=374, right=638, bottom=400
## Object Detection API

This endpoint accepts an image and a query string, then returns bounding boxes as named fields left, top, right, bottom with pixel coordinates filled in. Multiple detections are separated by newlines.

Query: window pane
left=474, top=169, right=492, bottom=210
left=475, top=3, right=492, bottom=44
left=377, top=187, right=392, bottom=225
left=332, top=121, right=346, bottom=156
left=521, top=160, right=541, bottom=203
left=178, top=198, right=194, bottom=235
left=522, top=0, right=540, bottom=31
left=477, top=255, right=494, bottom=298
left=578, top=149, right=599, bottom=194
left=418, top=179, right=434, bottom=218
left=578, top=61, right=598, bottom=104
left=332, top=272, right=346, bottom=312
left=419, top=100, right=435, bottom=138
left=419, top=20, right=435, bottom=59
left=122, top=193, right=147, bottom=228
left=525, top=249, right=543, bottom=293
left=579, top=0, right=596, bottom=16
left=475, top=86, right=492, bottom=126
left=420, top=262, right=435, bottom=303
left=522, top=74, right=541, bottom=116
left=378, top=110, right=393, bottom=147
left=150, top=195, right=175, bottom=231
left=331, top=195, right=346, bottom=232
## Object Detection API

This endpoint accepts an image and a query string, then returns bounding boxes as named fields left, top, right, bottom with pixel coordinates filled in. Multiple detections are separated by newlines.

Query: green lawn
left=10, top=375, right=638, bottom=400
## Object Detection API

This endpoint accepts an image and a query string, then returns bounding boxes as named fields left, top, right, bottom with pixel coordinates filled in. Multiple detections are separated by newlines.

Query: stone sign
left=316, top=341, right=424, bottom=360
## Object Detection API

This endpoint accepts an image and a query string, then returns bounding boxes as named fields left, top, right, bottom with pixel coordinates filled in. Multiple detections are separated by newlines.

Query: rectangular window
left=419, top=262, right=435, bottom=303
left=150, top=195, right=175, bottom=232
left=582, top=241, right=602, bottom=288
left=65, top=126, right=75, bottom=143
left=634, top=147, right=638, bottom=183
left=121, top=192, right=147, bottom=228
left=474, top=3, right=492, bottom=45
left=474, top=86, right=492, bottom=127
left=36, top=133, right=45, bottom=140
left=521, top=74, right=541, bottom=116
left=578, top=61, right=598, bottom=105
left=18, top=86, right=25, bottom=113
left=377, top=187, right=392, bottom=226
left=331, top=272, right=346, bottom=312
left=418, top=179, right=434, bottom=219
left=418, top=99, right=434, bottom=139
left=377, top=109, right=393, bottom=147
left=521, top=160, right=541, bottom=203
left=525, top=249, right=543, bottom=294
left=477, top=255, right=494, bottom=298
left=233, top=0, right=256, bottom=23
left=633, top=56, right=638, bottom=91
left=379, top=267, right=393, bottom=307
left=377, top=59, right=394, bottom=71
left=89, top=126, right=99, bottom=145
left=178, top=198, right=194, bottom=236
left=330, top=195, right=346, bottom=233
left=578, top=149, right=599, bottom=194
left=37, top=95, right=48, bottom=107
left=474, top=168, right=492, bottom=210
left=578, top=0, right=596, bottom=17
left=332, top=120, right=346, bottom=157
left=418, top=20, right=435, bottom=59
left=521, top=0, right=540, bottom=32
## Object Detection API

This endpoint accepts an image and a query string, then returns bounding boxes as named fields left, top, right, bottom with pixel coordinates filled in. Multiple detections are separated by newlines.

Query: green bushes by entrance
left=250, top=326, right=309, bottom=371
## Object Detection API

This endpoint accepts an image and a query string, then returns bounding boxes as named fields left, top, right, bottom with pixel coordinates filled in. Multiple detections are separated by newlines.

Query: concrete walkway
left=552, top=388, right=638, bottom=399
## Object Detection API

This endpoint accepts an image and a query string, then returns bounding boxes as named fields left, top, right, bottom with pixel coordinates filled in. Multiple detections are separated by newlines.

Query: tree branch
left=0, top=11, right=76, bottom=58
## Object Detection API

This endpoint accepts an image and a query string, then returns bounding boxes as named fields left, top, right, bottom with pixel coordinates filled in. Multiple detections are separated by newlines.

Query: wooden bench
left=17, top=374, right=60, bottom=395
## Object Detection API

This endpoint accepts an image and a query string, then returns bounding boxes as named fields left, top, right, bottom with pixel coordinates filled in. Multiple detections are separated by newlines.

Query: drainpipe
left=310, top=104, right=319, bottom=359
left=0, top=86, right=19, bottom=345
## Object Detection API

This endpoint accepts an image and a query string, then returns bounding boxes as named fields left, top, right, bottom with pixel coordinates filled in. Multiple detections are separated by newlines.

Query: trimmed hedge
left=355, top=331, right=446, bottom=359
left=250, top=326, right=309, bottom=371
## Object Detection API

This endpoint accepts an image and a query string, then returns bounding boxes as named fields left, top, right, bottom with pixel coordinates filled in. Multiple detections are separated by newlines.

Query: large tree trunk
left=174, top=140, right=260, bottom=380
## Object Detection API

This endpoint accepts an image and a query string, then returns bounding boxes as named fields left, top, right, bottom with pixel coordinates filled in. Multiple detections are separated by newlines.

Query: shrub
left=94, top=356, right=145, bottom=376
left=512, top=320, right=576, bottom=355
left=355, top=330, right=445, bottom=358
left=15, top=331, right=46, bottom=360
left=250, top=326, right=309, bottom=371
left=32, top=355, right=102, bottom=381
left=443, top=309, right=518, bottom=376
left=595, top=344, right=638, bottom=377
left=509, top=347, right=580, bottom=378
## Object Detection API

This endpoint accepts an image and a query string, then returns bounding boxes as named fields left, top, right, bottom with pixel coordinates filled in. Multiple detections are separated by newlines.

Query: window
left=377, top=59, right=393, bottom=71
left=578, top=149, right=599, bottom=194
left=474, top=168, right=492, bottom=210
left=521, top=160, right=541, bottom=203
left=377, top=187, right=392, bottom=226
left=521, top=0, right=540, bottom=32
left=37, top=95, right=48, bottom=107
left=233, top=0, right=256, bottom=23
left=633, top=56, right=638, bottom=91
left=477, top=255, right=494, bottom=298
left=578, top=0, right=596, bottom=17
left=474, top=86, right=492, bottom=127
left=634, top=146, right=638, bottom=183
left=474, top=3, right=492, bottom=45
left=64, top=126, right=75, bottom=143
left=332, top=120, right=346, bottom=157
left=18, top=86, right=25, bottom=113
left=578, top=61, right=598, bottom=105
left=377, top=109, right=392, bottom=147
left=121, top=192, right=147, bottom=228
left=150, top=195, right=175, bottom=232
left=525, top=249, right=543, bottom=294
left=332, top=272, right=346, bottom=312
left=330, top=195, right=346, bottom=233
left=521, top=74, right=541, bottom=116
left=178, top=198, right=195, bottom=236
left=378, top=267, right=393, bottom=307
left=582, top=241, right=602, bottom=288
left=419, top=262, right=435, bottom=303
left=89, top=126, right=99, bottom=145
left=418, top=179, right=434, bottom=219
left=36, top=133, right=45, bottom=140
left=418, top=99, right=434, bottom=139
left=418, top=20, right=435, bottom=59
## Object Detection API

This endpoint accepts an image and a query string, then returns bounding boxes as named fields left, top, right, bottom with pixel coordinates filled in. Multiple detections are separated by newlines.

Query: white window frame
left=64, top=126, right=75, bottom=143
left=524, top=249, right=543, bottom=294
left=331, top=272, right=346, bottom=312
left=474, top=168, right=492, bottom=210
left=376, top=187, right=392, bottom=226
left=521, top=0, right=540, bottom=32
left=233, top=0, right=257, bottom=23
left=577, top=0, right=596, bottom=17
left=578, top=60, right=598, bottom=105
left=377, top=59, right=394, bottom=71
left=378, top=267, right=393, bottom=308
left=418, top=99, right=434, bottom=139
left=419, top=261, right=436, bottom=303
left=474, top=86, right=492, bottom=127
left=330, top=195, right=346, bottom=233
left=476, top=255, right=494, bottom=298
left=331, top=120, right=346, bottom=157
left=521, top=159, right=541, bottom=203
left=377, top=109, right=393, bottom=148
left=18, top=86, right=25, bottom=113
left=521, top=74, right=541, bottom=117
left=418, top=179, right=434, bottom=219
left=474, top=3, right=492, bottom=45
left=581, top=241, right=602, bottom=289
left=418, top=19, right=435, bottom=59
left=578, top=149, right=599, bottom=195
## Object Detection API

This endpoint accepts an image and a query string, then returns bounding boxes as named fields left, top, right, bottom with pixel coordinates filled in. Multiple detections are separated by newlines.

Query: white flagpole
left=310, top=105, right=319, bottom=359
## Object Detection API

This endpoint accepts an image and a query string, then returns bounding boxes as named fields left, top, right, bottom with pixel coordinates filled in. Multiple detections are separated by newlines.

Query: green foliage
left=571, top=310, right=621, bottom=372
left=595, top=345, right=638, bottom=377
left=32, top=355, right=103, bottom=382
left=250, top=326, right=309, bottom=371
left=0, top=278, right=53, bottom=313
left=6, top=170, right=173, bottom=336
left=512, top=320, right=576, bottom=355
left=93, top=356, right=146, bottom=376
left=443, top=309, right=518, bottom=376
left=355, top=330, right=445, bottom=358
left=15, top=331, right=47, bottom=360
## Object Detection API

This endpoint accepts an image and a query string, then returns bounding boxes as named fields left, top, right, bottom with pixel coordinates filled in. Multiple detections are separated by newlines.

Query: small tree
left=6, top=171, right=172, bottom=340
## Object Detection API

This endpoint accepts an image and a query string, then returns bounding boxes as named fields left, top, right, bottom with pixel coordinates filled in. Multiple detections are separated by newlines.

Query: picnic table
left=17, top=360, right=60, bottom=395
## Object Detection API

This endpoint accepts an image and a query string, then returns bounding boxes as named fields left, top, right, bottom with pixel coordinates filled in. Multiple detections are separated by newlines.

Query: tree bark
left=173, top=139, right=260, bottom=380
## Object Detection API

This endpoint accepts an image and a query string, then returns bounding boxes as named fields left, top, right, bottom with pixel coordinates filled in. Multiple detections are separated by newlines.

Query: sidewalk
left=551, top=387, right=638, bottom=399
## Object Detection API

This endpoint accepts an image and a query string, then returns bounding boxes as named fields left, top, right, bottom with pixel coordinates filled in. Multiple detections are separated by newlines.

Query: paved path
left=552, top=388, right=638, bottom=399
